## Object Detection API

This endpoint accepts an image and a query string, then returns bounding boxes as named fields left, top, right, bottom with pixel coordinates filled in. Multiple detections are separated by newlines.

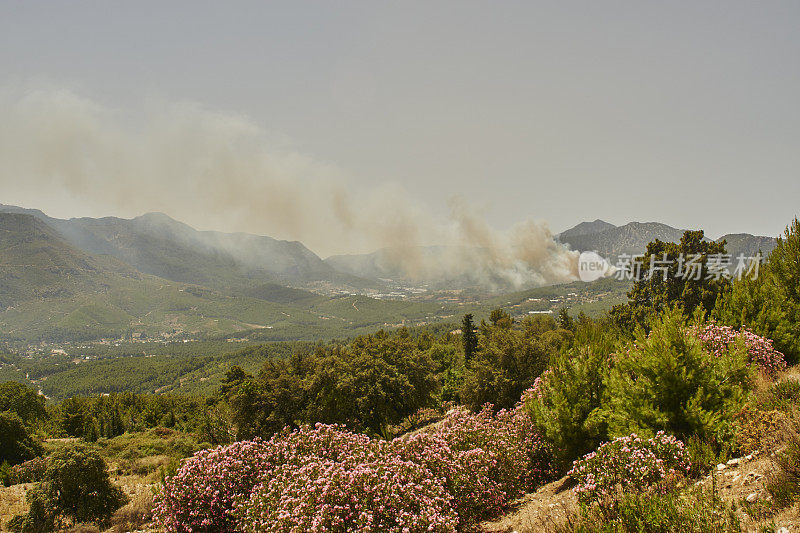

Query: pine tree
left=461, top=314, right=478, bottom=363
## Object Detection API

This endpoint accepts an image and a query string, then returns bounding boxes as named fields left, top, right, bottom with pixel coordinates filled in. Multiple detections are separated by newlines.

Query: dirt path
left=480, top=476, right=578, bottom=532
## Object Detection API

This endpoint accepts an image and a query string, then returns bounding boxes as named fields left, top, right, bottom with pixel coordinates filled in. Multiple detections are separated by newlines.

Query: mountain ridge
left=558, top=219, right=777, bottom=261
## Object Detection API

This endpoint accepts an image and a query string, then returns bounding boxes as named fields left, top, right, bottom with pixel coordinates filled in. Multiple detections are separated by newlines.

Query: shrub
left=10, top=457, right=47, bottom=484
left=40, top=443, right=127, bottom=527
left=600, top=310, right=752, bottom=447
left=153, top=439, right=273, bottom=533
left=388, top=432, right=503, bottom=527
left=759, top=379, right=800, bottom=411
left=8, top=485, right=56, bottom=533
left=0, top=411, right=43, bottom=465
left=555, top=486, right=741, bottom=533
left=236, top=454, right=459, bottom=533
left=527, top=346, right=609, bottom=471
left=685, top=435, right=731, bottom=477
left=568, top=432, right=690, bottom=504
left=436, top=404, right=551, bottom=497
left=690, top=321, right=787, bottom=375
left=734, top=406, right=792, bottom=455
left=0, top=382, right=47, bottom=426
left=155, top=393, right=551, bottom=532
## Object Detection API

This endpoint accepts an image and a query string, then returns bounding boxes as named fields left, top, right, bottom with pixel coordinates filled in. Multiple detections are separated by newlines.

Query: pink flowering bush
left=568, top=431, right=690, bottom=504
left=690, top=321, right=787, bottom=375
left=236, top=453, right=459, bottom=532
left=436, top=405, right=550, bottom=497
left=155, top=394, right=551, bottom=532
left=153, top=439, right=273, bottom=533
left=10, top=456, right=47, bottom=484
left=390, top=432, right=504, bottom=527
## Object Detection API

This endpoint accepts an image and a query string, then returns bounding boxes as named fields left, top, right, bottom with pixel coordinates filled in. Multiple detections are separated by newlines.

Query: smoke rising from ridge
left=0, top=86, right=578, bottom=289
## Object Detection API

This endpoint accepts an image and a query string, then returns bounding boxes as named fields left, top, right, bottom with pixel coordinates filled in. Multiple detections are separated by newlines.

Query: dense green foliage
left=0, top=382, right=46, bottom=466
left=224, top=328, right=440, bottom=436
left=461, top=312, right=571, bottom=411
left=600, top=310, right=752, bottom=443
left=54, top=392, right=215, bottom=443
left=529, top=346, right=608, bottom=470
left=10, top=443, right=127, bottom=531
left=0, top=381, right=47, bottom=425
left=716, top=217, right=800, bottom=364
left=611, top=230, right=729, bottom=331
left=0, top=411, right=43, bottom=465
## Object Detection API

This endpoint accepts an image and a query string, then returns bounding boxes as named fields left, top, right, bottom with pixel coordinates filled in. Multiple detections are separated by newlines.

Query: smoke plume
left=0, top=86, right=578, bottom=289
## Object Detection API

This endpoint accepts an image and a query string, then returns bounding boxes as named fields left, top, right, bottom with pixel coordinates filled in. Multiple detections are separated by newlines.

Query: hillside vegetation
left=2, top=218, right=799, bottom=532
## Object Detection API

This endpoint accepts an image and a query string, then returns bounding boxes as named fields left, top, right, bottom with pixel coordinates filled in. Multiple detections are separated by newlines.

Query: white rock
left=744, top=454, right=753, bottom=461
left=776, top=527, right=788, bottom=533
left=746, top=492, right=759, bottom=503
left=716, top=463, right=726, bottom=471
left=726, top=458, right=740, bottom=466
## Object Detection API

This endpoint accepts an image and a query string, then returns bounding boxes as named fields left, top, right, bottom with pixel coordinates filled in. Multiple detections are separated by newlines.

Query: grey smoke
left=0, top=86, right=578, bottom=289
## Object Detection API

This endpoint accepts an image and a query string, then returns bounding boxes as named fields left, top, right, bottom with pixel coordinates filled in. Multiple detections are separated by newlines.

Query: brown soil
left=480, top=452, right=800, bottom=533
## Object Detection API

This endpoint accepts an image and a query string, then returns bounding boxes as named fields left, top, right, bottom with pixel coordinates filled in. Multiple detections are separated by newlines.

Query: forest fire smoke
left=0, top=86, right=578, bottom=289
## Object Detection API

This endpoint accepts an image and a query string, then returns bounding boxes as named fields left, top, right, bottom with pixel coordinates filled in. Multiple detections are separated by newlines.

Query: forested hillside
left=2, top=218, right=800, bottom=532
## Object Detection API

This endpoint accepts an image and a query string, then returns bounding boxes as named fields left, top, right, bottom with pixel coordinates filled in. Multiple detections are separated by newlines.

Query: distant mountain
left=558, top=219, right=617, bottom=239
left=0, top=212, right=325, bottom=341
left=559, top=219, right=777, bottom=262
left=0, top=211, right=452, bottom=343
left=716, top=233, right=777, bottom=259
left=0, top=212, right=137, bottom=309
left=0, top=204, right=369, bottom=298
left=559, top=221, right=687, bottom=260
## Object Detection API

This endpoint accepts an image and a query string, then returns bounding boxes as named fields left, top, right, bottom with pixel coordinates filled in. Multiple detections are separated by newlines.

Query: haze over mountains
left=555, top=219, right=777, bottom=262
left=327, top=219, right=778, bottom=282
left=0, top=204, right=779, bottom=342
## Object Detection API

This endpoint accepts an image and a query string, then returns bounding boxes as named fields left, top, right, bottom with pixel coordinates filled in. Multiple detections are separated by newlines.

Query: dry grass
left=107, top=490, right=155, bottom=533
left=0, top=483, right=31, bottom=531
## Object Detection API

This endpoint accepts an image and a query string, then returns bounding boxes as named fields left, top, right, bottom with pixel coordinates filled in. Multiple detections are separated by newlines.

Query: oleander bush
left=154, top=393, right=551, bottom=532
left=10, top=456, right=47, bottom=484
left=690, top=321, right=787, bottom=375
left=568, top=432, right=690, bottom=504
left=153, top=439, right=273, bottom=533
left=236, top=453, right=459, bottom=533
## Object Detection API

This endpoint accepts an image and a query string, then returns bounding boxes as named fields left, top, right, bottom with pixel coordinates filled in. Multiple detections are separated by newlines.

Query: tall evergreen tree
left=461, top=314, right=478, bottom=363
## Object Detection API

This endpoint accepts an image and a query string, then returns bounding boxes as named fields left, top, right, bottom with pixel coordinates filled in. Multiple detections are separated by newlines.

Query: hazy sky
left=1, top=1, right=798, bottom=253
